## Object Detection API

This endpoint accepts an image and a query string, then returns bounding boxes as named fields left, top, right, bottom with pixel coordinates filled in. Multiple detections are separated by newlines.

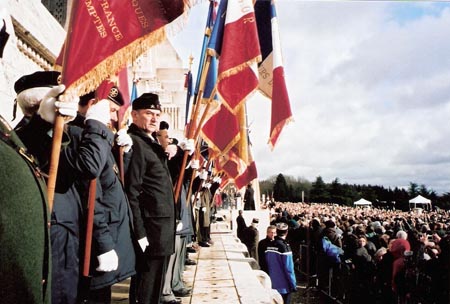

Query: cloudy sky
left=171, top=1, right=450, bottom=194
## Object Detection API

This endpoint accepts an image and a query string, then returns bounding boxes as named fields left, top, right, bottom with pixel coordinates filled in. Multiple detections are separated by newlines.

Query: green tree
left=329, top=178, right=345, bottom=205
left=310, top=176, right=330, bottom=203
left=408, top=182, right=419, bottom=197
left=273, top=173, right=289, bottom=202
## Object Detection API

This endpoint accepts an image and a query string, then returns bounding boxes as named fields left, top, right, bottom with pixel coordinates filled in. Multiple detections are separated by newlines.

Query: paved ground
left=111, top=219, right=325, bottom=304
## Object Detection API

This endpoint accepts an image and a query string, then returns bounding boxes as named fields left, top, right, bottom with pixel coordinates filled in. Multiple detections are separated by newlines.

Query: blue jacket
left=265, top=236, right=297, bottom=295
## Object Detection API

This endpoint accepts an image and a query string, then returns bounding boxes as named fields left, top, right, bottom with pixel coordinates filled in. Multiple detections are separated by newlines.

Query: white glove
left=85, top=99, right=110, bottom=125
left=176, top=221, right=183, bottom=232
left=138, top=237, right=149, bottom=252
left=179, top=138, right=195, bottom=155
left=205, top=183, right=211, bottom=189
left=165, top=144, right=178, bottom=160
left=96, top=249, right=118, bottom=272
left=38, top=85, right=78, bottom=123
left=116, top=128, right=133, bottom=153
left=200, top=170, right=208, bottom=180
left=213, top=176, right=220, bottom=183
left=190, top=159, right=200, bottom=170
left=216, top=177, right=222, bottom=184
left=201, top=207, right=206, bottom=212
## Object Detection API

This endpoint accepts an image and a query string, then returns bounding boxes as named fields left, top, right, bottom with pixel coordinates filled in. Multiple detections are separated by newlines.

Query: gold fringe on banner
left=215, top=55, right=261, bottom=115
left=60, top=1, right=193, bottom=97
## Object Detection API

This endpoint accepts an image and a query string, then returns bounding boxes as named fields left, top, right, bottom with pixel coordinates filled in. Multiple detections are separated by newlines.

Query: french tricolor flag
left=255, top=0, right=293, bottom=150
left=208, top=0, right=262, bottom=113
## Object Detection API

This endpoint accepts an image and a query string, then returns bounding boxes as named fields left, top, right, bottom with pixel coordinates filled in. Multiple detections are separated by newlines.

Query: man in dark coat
left=0, top=115, right=51, bottom=303
left=265, top=223, right=297, bottom=304
left=243, top=183, right=256, bottom=210
left=15, top=74, right=136, bottom=303
left=236, top=209, right=247, bottom=243
left=14, top=71, right=83, bottom=304
left=243, top=218, right=260, bottom=259
left=258, top=225, right=277, bottom=273
left=125, top=93, right=176, bottom=304
left=78, top=94, right=136, bottom=303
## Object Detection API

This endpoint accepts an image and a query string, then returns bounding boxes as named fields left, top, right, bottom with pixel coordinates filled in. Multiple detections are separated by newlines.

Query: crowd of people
left=259, top=201, right=450, bottom=304
left=1, top=70, right=221, bottom=304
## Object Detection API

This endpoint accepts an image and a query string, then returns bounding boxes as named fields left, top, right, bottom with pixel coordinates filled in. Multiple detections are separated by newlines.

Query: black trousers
left=88, top=286, right=112, bottom=304
left=130, top=255, right=169, bottom=304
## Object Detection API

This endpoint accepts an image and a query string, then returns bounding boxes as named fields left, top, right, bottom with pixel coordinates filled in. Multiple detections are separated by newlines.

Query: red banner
left=56, top=0, right=189, bottom=95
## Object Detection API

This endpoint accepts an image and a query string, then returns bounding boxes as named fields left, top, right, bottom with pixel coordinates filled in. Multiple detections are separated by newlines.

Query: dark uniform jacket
left=243, top=225, right=259, bottom=259
left=76, top=120, right=136, bottom=289
left=16, top=115, right=83, bottom=236
left=125, top=123, right=175, bottom=257
left=237, top=214, right=247, bottom=242
left=0, top=115, right=50, bottom=303
left=17, top=116, right=136, bottom=290
left=243, top=186, right=255, bottom=210
left=258, top=237, right=274, bottom=273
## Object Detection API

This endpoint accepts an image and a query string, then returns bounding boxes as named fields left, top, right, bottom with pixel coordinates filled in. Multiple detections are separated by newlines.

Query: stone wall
left=0, top=0, right=65, bottom=126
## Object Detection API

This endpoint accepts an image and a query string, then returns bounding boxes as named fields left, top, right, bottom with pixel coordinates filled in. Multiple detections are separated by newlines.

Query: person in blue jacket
left=265, top=222, right=297, bottom=304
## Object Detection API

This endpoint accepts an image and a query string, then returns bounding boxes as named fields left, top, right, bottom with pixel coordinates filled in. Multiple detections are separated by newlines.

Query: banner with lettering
left=56, top=0, right=190, bottom=95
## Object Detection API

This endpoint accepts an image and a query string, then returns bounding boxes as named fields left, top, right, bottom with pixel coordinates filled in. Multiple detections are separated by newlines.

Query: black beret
left=107, top=86, right=124, bottom=106
left=132, top=93, right=161, bottom=111
left=14, top=71, right=61, bottom=94
left=252, top=218, right=259, bottom=224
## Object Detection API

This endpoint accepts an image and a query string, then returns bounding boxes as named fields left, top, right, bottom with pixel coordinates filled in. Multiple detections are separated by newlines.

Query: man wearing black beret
left=14, top=72, right=136, bottom=304
left=125, top=93, right=178, bottom=304
left=13, top=70, right=60, bottom=130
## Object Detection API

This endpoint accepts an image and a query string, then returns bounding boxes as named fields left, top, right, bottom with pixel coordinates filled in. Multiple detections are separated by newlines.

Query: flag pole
left=174, top=54, right=212, bottom=203
left=47, top=1, right=79, bottom=214
left=175, top=0, right=218, bottom=203
left=185, top=139, right=202, bottom=207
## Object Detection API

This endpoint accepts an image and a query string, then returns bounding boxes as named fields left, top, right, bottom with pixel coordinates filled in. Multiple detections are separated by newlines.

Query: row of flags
left=54, top=0, right=292, bottom=192
left=197, top=0, right=292, bottom=189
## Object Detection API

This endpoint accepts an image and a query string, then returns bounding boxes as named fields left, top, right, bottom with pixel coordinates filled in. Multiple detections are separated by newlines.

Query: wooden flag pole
left=83, top=179, right=97, bottom=277
left=47, top=1, right=79, bottom=214
left=46, top=115, right=65, bottom=213
left=174, top=54, right=212, bottom=203
left=79, top=178, right=97, bottom=303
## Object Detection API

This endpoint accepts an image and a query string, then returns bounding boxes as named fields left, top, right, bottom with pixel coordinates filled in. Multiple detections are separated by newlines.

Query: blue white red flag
left=255, top=0, right=293, bottom=149
left=207, top=0, right=261, bottom=113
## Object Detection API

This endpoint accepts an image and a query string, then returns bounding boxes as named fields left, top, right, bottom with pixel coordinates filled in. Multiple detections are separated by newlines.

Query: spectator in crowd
left=236, top=209, right=247, bottom=243
left=322, top=219, right=343, bottom=248
left=243, top=218, right=260, bottom=259
left=243, top=183, right=255, bottom=210
left=266, top=223, right=297, bottom=304
left=257, top=225, right=277, bottom=273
